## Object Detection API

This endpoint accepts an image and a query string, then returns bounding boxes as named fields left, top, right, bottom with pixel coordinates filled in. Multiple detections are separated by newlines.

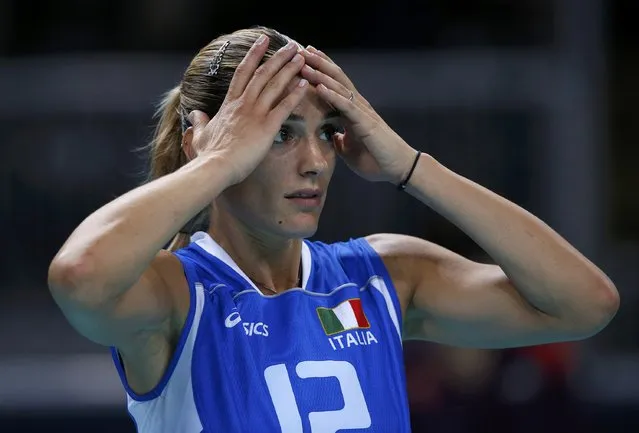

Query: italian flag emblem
left=316, top=298, right=370, bottom=335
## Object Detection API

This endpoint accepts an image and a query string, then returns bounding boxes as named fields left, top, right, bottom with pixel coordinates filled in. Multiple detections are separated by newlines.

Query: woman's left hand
left=300, top=46, right=417, bottom=185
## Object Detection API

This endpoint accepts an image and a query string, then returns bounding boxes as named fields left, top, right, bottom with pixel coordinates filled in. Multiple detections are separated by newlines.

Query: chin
left=278, top=214, right=320, bottom=239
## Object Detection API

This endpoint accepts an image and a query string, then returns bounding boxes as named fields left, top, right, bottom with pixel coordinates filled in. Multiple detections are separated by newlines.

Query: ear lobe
left=181, top=127, right=197, bottom=161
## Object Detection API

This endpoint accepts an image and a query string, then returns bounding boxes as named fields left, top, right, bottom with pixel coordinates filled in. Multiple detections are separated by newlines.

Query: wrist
left=401, top=153, right=451, bottom=204
left=396, top=150, right=422, bottom=191
left=183, top=153, right=237, bottom=192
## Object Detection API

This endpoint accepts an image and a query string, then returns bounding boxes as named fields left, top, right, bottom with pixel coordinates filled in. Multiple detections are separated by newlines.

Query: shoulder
left=364, top=233, right=451, bottom=261
left=307, top=234, right=452, bottom=276
left=151, top=249, right=190, bottom=299
left=308, top=234, right=448, bottom=268
left=304, top=237, right=388, bottom=288
left=363, top=233, right=458, bottom=313
left=304, top=237, right=361, bottom=264
left=306, top=237, right=381, bottom=269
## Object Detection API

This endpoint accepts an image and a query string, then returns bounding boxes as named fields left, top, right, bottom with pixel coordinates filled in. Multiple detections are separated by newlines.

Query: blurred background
left=0, top=0, right=637, bottom=431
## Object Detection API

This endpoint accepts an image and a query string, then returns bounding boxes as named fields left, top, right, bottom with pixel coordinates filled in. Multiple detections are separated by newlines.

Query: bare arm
left=48, top=154, right=232, bottom=346
left=48, top=35, right=309, bottom=350
left=368, top=154, right=619, bottom=349
left=294, top=47, right=619, bottom=349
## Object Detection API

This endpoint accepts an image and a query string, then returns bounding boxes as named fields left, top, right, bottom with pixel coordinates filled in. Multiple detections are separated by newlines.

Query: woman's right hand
left=185, top=35, right=308, bottom=186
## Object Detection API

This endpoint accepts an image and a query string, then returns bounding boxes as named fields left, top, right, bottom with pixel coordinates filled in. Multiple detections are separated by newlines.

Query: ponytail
left=166, top=233, right=191, bottom=251
left=147, top=86, right=208, bottom=251
left=148, top=86, right=187, bottom=182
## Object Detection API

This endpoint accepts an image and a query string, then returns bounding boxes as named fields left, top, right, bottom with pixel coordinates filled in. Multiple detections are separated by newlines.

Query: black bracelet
left=397, top=151, right=422, bottom=191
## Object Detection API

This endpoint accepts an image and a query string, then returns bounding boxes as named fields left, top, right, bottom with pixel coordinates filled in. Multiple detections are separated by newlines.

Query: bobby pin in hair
left=207, top=40, right=230, bottom=76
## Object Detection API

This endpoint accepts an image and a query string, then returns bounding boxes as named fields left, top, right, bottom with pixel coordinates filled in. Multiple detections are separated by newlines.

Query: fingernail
left=281, top=41, right=296, bottom=51
left=302, top=65, right=314, bottom=73
left=307, top=45, right=316, bottom=51
left=298, top=79, right=308, bottom=87
left=292, top=53, right=303, bottom=63
left=256, top=34, right=267, bottom=45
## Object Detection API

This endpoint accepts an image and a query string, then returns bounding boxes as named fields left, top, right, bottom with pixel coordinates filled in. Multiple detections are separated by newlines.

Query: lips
left=284, top=189, right=322, bottom=199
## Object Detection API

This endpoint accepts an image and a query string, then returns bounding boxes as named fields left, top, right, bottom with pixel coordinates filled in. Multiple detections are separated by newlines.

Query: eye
left=273, top=126, right=295, bottom=144
left=319, top=124, right=344, bottom=141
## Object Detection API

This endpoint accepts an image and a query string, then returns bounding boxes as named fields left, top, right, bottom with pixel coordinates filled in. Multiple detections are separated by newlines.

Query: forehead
left=288, top=85, right=335, bottom=121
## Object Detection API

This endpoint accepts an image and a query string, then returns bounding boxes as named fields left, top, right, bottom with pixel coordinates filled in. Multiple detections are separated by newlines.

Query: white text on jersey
left=328, top=330, right=378, bottom=350
left=243, top=322, right=269, bottom=337
left=224, top=311, right=269, bottom=337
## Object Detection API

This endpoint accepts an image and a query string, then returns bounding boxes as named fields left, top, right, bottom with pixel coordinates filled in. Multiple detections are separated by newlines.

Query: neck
left=208, top=211, right=303, bottom=294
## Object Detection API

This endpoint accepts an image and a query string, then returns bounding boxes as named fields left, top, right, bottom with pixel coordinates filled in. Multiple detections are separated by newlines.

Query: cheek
left=324, top=148, right=337, bottom=176
left=239, top=166, right=282, bottom=205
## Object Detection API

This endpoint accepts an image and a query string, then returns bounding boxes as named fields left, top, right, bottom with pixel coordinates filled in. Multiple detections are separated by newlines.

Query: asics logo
left=224, top=311, right=269, bottom=337
left=224, top=311, right=242, bottom=328
left=243, top=322, right=269, bottom=337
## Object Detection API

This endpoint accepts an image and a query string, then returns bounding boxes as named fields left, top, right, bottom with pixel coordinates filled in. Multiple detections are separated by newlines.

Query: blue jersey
left=111, top=231, right=411, bottom=432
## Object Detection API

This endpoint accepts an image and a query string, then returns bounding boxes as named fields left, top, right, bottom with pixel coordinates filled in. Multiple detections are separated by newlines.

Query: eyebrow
left=286, top=110, right=341, bottom=122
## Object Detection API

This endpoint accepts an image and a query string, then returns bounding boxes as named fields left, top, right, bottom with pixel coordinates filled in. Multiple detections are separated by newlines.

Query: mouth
left=284, top=189, right=323, bottom=207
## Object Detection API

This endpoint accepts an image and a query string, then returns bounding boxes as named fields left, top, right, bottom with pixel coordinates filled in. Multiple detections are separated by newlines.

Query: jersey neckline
left=189, top=231, right=313, bottom=294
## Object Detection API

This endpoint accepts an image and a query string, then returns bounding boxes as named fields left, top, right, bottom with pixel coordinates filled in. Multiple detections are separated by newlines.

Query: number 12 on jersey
left=264, top=360, right=372, bottom=433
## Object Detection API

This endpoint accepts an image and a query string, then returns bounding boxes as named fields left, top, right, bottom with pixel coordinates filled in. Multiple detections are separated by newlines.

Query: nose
left=299, top=136, right=330, bottom=178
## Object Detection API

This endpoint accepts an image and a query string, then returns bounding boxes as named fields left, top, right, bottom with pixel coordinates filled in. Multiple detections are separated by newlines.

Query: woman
left=47, top=26, right=619, bottom=432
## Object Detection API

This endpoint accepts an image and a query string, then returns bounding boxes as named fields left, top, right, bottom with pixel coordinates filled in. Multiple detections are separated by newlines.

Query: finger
left=315, top=84, right=361, bottom=119
left=303, top=47, right=374, bottom=110
left=242, top=41, right=300, bottom=103
left=188, top=110, right=210, bottom=130
left=303, top=61, right=376, bottom=111
left=306, top=46, right=334, bottom=64
left=184, top=110, right=211, bottom=157
left=226, top=35, right=270, bottom=100
left=301, top=49, right=355, bottom=90
left=267, top=78, right=309, bottom=128
left=332, top=132, right=349, bottom=157
left=256, top=53, right=305, bottom=111
left=300, top=65, right=351, bottom=100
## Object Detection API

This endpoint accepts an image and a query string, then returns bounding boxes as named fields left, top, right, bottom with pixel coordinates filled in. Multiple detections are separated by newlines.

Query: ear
left=181, top=126, right=197, bottom=161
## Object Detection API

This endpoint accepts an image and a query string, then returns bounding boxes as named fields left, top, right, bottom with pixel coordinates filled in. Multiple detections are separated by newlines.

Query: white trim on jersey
left=190, top=231, right=402, bottom=344
left=364, top=276, right=402, bottom=342
left=126, top=282, right=206, bottom=433
left=191, top=231, right=313, bottom=294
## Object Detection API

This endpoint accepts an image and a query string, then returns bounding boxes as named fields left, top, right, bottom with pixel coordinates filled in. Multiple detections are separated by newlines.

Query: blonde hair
left=145, top=26, right=294, bottom=250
